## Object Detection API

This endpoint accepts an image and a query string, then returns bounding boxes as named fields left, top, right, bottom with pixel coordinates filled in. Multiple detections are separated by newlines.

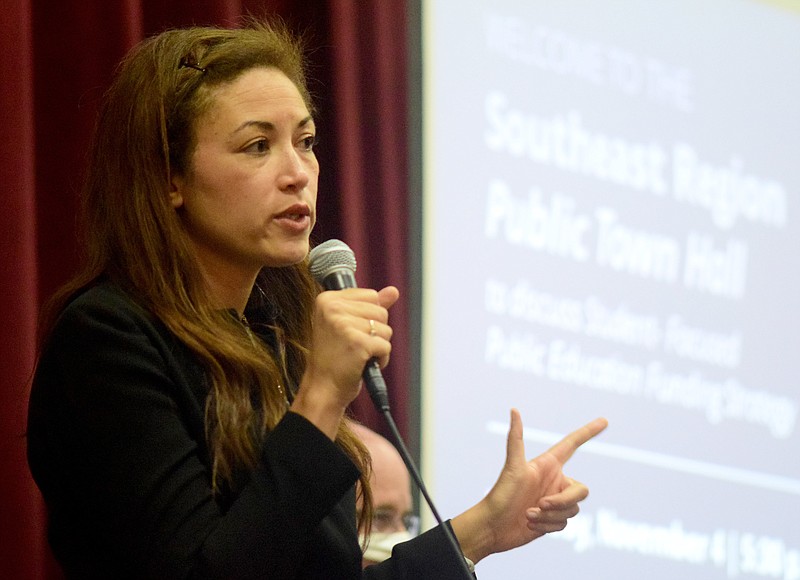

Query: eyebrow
left=232, top=116, right=314, bottom=135
left=373, top=505, right=414, bottom=515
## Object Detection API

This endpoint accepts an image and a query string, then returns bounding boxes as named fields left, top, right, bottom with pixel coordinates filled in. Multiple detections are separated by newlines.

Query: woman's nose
left=276, top=147, right=310, bottom=191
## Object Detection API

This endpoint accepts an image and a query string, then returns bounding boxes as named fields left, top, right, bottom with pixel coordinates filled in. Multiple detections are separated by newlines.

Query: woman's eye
left=244, top=139, right=269, bottom=154
left=299, top=135, right=316, bottom=151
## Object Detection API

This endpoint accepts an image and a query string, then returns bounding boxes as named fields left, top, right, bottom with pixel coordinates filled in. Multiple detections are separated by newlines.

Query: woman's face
left=171, top=67, right=319, bottom=277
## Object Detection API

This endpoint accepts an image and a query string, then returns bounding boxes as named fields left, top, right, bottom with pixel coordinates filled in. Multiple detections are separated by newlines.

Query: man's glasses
left=371, top=510, right=420, bottom=536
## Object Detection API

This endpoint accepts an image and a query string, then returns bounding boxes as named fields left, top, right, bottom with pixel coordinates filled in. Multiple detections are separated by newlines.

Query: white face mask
left=361, top=530, right=414, bottom=563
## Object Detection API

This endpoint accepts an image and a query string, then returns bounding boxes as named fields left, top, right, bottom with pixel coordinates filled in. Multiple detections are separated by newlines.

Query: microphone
left=308, top=240, right=474, bottom=578
left=308, top=239, right=390, bottom=412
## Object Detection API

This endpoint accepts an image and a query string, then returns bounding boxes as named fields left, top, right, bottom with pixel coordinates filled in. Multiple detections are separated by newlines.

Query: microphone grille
left=308, top=239, right=357, bottom=284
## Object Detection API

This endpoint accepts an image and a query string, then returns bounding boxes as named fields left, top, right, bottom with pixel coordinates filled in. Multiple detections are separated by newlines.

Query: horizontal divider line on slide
left=485, top=421, right=800, bottom=496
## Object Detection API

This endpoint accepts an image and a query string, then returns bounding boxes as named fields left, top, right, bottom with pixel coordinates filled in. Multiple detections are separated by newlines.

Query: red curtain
left=0, top=0, right=410, bottom=577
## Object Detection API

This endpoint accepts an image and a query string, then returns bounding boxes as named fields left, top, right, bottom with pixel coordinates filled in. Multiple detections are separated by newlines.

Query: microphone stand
left=363, top=363, right=475, bottom=579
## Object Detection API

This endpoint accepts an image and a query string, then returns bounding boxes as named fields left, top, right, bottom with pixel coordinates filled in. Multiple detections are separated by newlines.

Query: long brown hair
left=43, top=18, right=372, bottom=529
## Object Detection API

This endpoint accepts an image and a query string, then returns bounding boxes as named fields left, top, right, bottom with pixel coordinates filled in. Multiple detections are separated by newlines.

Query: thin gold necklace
left=240, top=314, right=289, bottom=408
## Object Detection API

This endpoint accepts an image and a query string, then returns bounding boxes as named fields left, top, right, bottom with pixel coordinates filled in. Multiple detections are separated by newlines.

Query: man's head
left=351, top=423, right=417, bottom=566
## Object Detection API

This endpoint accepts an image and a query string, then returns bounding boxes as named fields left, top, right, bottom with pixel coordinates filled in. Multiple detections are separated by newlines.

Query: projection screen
left=417, top=1, right=800, bottom=578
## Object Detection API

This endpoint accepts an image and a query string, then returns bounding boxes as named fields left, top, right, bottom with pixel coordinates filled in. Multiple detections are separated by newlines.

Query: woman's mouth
left=274, top=204, right=312, bottom=231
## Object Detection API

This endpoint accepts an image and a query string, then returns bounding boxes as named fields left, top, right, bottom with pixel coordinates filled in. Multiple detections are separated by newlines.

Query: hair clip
left=178, top=56, right=207, bottom=74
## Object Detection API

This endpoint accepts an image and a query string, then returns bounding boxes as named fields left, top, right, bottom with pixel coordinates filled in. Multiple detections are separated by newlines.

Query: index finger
left=546, top=417, right=608, bottom=464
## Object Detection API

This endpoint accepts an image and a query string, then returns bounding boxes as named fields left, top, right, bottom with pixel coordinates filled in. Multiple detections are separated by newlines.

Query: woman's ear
left=169, top=174, right=185, bottom=208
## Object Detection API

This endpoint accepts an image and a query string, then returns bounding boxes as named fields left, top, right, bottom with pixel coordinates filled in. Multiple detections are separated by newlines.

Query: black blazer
left=27, top=281, right=472, bottom=579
